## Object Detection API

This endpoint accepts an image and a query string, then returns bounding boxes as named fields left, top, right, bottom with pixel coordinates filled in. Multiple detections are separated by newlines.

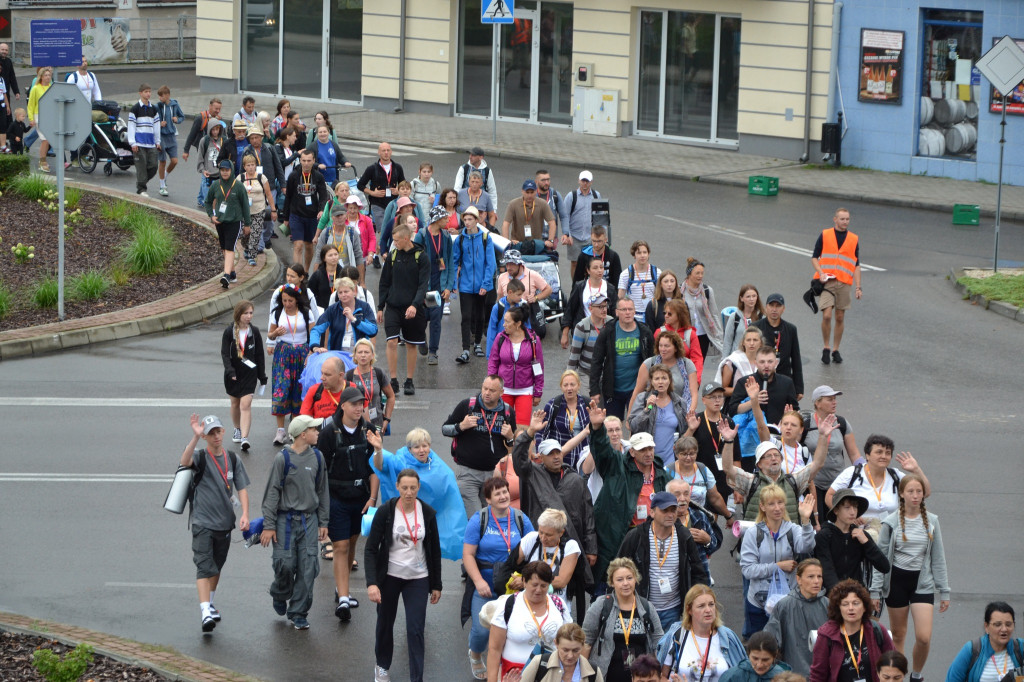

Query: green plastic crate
left=952, top=204, right=980, bottom=226
left=748, top=176, right=779, bottom=196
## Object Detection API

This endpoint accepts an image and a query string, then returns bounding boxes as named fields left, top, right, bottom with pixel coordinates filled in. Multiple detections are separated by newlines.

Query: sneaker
left=196, top=201, right=204, bottom=209
left=273, top=428, right=288, bottom=446
left=831, top=350, right=843, bottom=364
left=404, top=378, right=415, bottom=395
left=64, top=161, right=72, bottom=170
left=158, top=187, right=169, bottom=196
left=202, top=615, right=216, bottom=633
left=374, top=666, right=391, bottom=682
left=209, top=605, right=221, bottom=622
left=248, top=258, right=257, bottom=266
left=390, top=377, right=400, bottom=394
left=474, top=343, right=485, bottom=357
left=397, top=338, right=405, bottom=346
left=272, top=599, right=287, bottom=616
left=229, top=271, right=237, bottom=283
left=138, top=191, right=150, bottom=198
left=443, top=302, right=451, bottom=315
left=821, top=348, right=831, bottom=365
left=220, top=274, right=230, bottom=289
left=335, top=598, right=351, bottom=622
left=372, top=253, right=382, bottom=269
left=456, top=350, right=470, bottom=365
left=232, top=428, right=242, bottom=443
left=427, top=353, right=438, bottom=365
left=240, top=437, right=250, bottom=452
left=418, top=342, right=428, bottom=357
left=291, top=616, right=310, bottom=630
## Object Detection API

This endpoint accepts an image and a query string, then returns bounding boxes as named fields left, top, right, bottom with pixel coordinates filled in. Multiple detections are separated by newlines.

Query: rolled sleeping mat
left=163, top=465, right=194, bottom=514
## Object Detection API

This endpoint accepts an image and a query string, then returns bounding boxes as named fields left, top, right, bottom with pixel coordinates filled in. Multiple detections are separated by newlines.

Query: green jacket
left=205, top=176, right=252, bottom=226
left=590, top=423, right=670, bottom=585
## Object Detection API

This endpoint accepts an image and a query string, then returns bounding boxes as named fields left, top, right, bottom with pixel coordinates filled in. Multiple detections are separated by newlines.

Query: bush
left=8, top=172, right=53, bottom=201
left=99, top=199, right=132, bottom=223
left=32, top=643, right=94, bottom=682
left=120, top=222, right=176, bottom=275
left=0, top=154, right=30, bottom=188
left=32, top=275, right=59, bottom=309
left=0, top=282, right=11, bottom=319
left=118, top=204, right=161, bottom=234
left=69, top=269, right=111, bottom=300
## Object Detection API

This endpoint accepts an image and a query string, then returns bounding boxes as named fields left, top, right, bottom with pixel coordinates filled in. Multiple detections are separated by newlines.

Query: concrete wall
left=196, top=0, right=238, bottom=82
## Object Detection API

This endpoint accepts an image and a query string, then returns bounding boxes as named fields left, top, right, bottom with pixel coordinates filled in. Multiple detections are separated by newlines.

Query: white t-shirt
left=491, top=593, right=573, bottom=665
left=777, top=441, right=811, bottom=476
left=267, top=308, right=316, bottom=346
left=519, top=532, right=581, bottom=600
left=830, top=465, right=904, bottom=520
left=663, top=631, right=730, bottom=682
left=388, top=500, right=428, bottom=580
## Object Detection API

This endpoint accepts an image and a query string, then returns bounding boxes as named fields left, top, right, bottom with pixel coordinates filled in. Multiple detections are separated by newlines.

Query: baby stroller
left=76, top=100, right=134, bottom=175
left=493, top=235, right=567, bottom=326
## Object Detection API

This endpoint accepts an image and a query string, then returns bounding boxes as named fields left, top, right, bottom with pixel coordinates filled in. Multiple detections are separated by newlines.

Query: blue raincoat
left=299, top=350, right=355, bottom=395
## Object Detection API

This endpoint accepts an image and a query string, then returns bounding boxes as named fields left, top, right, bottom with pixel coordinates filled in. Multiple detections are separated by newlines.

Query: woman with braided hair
left=870, top=475, right=949, bottom=682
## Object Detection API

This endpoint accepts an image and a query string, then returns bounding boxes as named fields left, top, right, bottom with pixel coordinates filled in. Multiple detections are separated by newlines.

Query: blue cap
left=217, top=159, right=233, bottom=170
left=522, top=180, right=537, bottom=191
left=650, top=491, right=679, bottom=510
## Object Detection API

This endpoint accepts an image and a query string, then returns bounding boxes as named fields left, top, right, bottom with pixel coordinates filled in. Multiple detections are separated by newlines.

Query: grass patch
left=32, top=275, right=59, bottom=309
left=69, top=269, right=111, bottom=301
left=99, top=198, right=132, bottom=223
left=8, top=173, right=53, bottom=201
left=110, top=262, right=132, bottom=286
left=119, top=222, right=177, bottom=275
left=0, top=282, right=11, bottom=319
left=957, top=273, right=1024, bottom=308
left=63, top=186, right=83, bottom=211
left=118, top=204, right=162, bottom=234
left=0, top=155, right=30, bottom=187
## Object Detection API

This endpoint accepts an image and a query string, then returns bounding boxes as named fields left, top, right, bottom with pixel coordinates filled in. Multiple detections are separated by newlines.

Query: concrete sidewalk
left=104, top=86, right=1024, bottom=222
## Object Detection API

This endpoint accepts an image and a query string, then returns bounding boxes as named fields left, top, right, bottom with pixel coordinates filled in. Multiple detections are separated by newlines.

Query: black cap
left=766, top=293, right=785, bottom=305
left=340, top=386, right=364, bottom=404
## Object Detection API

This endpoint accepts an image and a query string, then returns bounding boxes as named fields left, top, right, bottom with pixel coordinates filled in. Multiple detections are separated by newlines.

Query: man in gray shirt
left=180, top=414, right=250, bottom=633
left=260, top=414, right=330, bottom=630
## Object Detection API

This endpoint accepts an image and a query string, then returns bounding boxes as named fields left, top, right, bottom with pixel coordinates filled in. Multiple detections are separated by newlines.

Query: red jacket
left=809, top=619, right=894, bottom=682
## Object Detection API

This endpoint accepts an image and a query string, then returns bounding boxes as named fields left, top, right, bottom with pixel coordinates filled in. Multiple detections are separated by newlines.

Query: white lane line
left=656, top=215, right=887, bottom=272
left=1, top=473, right=170, bottom=479
left=105, top=582, right=194, bottom=589
left=0, top=476, right=171, bottom=482
left=0, top=398, right=431, bottom=409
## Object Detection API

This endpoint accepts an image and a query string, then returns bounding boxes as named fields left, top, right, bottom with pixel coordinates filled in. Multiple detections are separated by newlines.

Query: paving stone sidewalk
left=0, top=611, right=264, bottom=682
left=107, top=88, right=1024, bottom=221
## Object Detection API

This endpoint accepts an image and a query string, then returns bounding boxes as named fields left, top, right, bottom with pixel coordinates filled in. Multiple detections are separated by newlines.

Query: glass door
left=637, top=11, right=663, bottom=132
left=328, top=0, right=363, bottom=101
left=499, top=6, right=537, bottom=119
left=537, top=3, right=573, bottom=124
left=281, top=0, right=324, bottom=99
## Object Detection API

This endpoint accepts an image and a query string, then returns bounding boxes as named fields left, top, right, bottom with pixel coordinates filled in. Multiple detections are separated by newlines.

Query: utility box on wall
left=573, top=87, right=620, bottom=137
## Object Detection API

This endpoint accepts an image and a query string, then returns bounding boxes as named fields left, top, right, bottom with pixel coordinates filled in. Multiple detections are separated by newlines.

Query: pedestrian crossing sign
left=481, top=0, right=514, bottom=24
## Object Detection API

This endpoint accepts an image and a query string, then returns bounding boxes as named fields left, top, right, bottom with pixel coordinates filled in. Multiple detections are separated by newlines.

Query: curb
left=0, top=612, right=264, bottom=682
left=0, top=183, right=280, bottom=360
left=949, top=267, right=1024, bottom=324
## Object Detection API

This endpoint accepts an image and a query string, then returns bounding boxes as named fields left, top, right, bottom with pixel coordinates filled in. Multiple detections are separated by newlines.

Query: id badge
left=248, top=197, right=252, bottom=206
left=368, top=407, right=379, bottom=420
left=524, top=225, right=533, bottom=238
left=385, top=188, right=392, bottom=197
left=241, top=358, right=257, bottom=369
left=657, top=576, right=671, bottom=593
left=305, top=195, right=313, bottom=206
left=532, top=362, right=543, bottom=376
left=715, top=455, right=724, bottom=470
left=230, top=494, right=241, bottom=509
left=636, top=505, right=647, bottom=520
left=438, top=258, right=446, bottom=271
left=256, top=165, right=263, bottom=175
left=218, top=202, right=227, bottom=214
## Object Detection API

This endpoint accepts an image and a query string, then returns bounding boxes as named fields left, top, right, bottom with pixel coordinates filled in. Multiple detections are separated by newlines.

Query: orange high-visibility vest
left=511, top=19, right=530, bottom=46
left=814, top=228, right=858, bottom=285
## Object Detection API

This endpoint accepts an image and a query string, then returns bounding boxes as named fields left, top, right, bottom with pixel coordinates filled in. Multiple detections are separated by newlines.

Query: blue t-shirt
left=654, top=403, right=679, bottom=464
left=464, top=507, right=534, bottom=591
left=317, top=140, right=337, bottom=186
left=613, top=324, right=642, bottom=393
left=671, top=464, right=717, bottom=509
left=234, top=138, right=248, bottom=174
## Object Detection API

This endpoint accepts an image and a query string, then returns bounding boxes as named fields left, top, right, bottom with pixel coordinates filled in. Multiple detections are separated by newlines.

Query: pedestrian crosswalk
left=336, top=139, right=454, bottom=158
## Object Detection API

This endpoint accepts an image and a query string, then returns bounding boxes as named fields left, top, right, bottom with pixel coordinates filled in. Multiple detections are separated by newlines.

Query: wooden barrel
left=919, top=128, right=946, bottom=156
left=920, top=97, right=934, bottom=126
left=934, top=98, right=966, bottom=125
left=945, top=122, right=977, bottom=153
left=966, top=101, right=979, bottom=119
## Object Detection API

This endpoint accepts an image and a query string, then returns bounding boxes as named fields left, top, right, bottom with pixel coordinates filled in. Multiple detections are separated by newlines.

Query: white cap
left=579, top=170, right=593, bottom=182
left=538, top=439, right=562, bottom=456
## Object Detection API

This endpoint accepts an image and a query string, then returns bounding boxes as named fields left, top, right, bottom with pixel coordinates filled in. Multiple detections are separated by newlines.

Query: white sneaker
left=374, top=665, right=390, bottom=682
left=232, top=428, right=242, bottom=443
left=138, top=191, right=150, bottom=198
left=273, top=428, right=288, bottom=446
left=443, top=302, right=451, bottom=315
left=158, top=187, right=169, bottom=196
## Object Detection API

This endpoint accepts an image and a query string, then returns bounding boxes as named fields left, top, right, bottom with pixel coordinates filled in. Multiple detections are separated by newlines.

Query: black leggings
left=698, top=333, right=711, bottom=358
left=459, top=293, right=487, bottom=349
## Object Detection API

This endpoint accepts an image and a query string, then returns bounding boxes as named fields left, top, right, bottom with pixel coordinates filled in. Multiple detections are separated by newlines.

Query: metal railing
left=10, top=14, right=196, bottom=65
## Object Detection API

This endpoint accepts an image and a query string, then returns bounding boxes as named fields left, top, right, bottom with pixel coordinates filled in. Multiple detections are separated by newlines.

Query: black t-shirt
left=835, top=629, right=870, bottom=682
left=692, top=412, right=736, bottom=496
left=605, top=608, right=649, bottom=682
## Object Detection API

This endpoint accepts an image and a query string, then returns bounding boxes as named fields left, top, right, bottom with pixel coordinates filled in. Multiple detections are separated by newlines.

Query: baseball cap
left=396, top=196, right=414, bottom=209
left=344, top=195, right=363, bottom=207
left=428, top=205, right=449, bottom=224
left=629, top=432, right=656, bottom=450
left=650, top=491, right=679, bottom=510
left=201, top=415, right=224, bottom=434
left=537, top=439, right=562, bottom=456
left=754, top=441, right=781, bottom=464
left=701, top=382, right=725, bottom=397
left=341, top=386, right=364, bottom=404
left=462, top=205, right=480, bottom=219
left=501, top=249, right=524, bottom=266
left=330, top=202, right=346, bottom=216
left=579, top=170, right=593, bottom=182
left=766, top=293, right=785, bottom=306
left=288, top=414, right=323, bottom=439
left=811, top=385, right=843, bottom=402
left=470, top=146, right=486, bottom=156
left=522, top=180, right=537, bottom=191
left=217, top=159, right=233, bottom=170
left=590, top=293, right=609, bottom=306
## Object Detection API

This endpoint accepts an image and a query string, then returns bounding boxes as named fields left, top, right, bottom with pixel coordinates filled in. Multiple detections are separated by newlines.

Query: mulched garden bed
left=0, top=192, right=222, bottom=332
left=0, top=630, right=164, bottom=681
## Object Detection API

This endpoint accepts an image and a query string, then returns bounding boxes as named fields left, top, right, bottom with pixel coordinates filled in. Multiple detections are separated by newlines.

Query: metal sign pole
left=994, top=97, right=1006, bottom=273
left=56, top=97, right=67, bottom=321
left=492, top=24, right=499, bottom=145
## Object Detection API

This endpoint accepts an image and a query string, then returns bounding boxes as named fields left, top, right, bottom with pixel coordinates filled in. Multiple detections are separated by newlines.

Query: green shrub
left=63, top=186, right=83, bottom=211
left=0, top=282, right=11, bottom=319
left=8, top=172, right=53, bottom=201
left=118, top=204, right=161, bottom=234
left=32, top=643, right=94, bottom=682
left=0, top=154, right=30, bottom=188
left=120, top=222, right=176, bottom=275
left=69, top=269, right=111, bottom=301
left=110, top=262, right=132, bottom=287
left=99, top=199, right=132, bottom=223
left=32, top=276, right=59, bottom=308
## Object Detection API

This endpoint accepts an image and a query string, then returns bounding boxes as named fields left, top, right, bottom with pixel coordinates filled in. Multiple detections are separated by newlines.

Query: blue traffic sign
left=31, top=20, right=82, bottom=67
left=482, top=0, right=514, bottom=24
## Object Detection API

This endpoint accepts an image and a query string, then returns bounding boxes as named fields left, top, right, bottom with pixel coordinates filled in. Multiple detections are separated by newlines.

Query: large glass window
left=329, top=0, right=363, bottom=100
left=458, top=0, right=494, bottom=116
left=918, top=10, right=983, bottom=160
left=282, top=0, right=323, bottom=99
left=536, top=3, right=572, bottom=123
left=241, top=0, right=280, bottom=93
left=637, top=11, right=663, bottom=132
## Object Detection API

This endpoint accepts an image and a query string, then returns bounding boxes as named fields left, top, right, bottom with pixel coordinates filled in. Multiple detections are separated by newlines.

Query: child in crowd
left=411, top=162, right=440, bottom=217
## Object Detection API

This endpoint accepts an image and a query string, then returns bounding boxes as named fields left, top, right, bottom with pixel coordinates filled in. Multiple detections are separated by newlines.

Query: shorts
left=192, top=526, right=232, bottom=579
left=884, top=566, right=935, bottom=608
left=289, top=213, right=318, bottom=243
left=0, top=107, right=8, bottom=133
left=384, top=304, right=427, bottom=344
left=819, top=279, right=851, bottom=311
left=566, top=236, right=590, bottom=262
left=328, top=497, right=365, bottom=541
left=158, top=138, right=178, bottom=161
left=216, top=220, right=242, bottom=251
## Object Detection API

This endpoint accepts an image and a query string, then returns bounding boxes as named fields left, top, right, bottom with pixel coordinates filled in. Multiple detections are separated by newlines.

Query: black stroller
left=77, top=100, right=134, bottom=175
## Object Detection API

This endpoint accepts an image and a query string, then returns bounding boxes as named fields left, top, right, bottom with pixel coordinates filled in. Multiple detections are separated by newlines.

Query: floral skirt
left=271, top=340, right=307, bottom=416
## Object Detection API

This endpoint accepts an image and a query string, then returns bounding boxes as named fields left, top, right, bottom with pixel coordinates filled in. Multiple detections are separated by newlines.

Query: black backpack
left=848, top=463, right=900, bottom=495
left=592, top=594, right=656, bottom=657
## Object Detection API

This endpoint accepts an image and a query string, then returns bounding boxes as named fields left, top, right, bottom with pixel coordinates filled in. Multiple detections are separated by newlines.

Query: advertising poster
left=81, top=18, right=132, bottom=64
left=989, top=37, right=1024, bottom=115
left=858, top=29, right=904, bottom=104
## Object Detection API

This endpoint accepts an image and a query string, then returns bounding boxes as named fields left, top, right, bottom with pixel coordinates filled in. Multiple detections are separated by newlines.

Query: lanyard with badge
left=209, top=450, right=241, bottom=508
left=381, top=162, right=392, bottom=197
left=357, top=371, right=378, bottom=420
left=217, top=177, right=238, bottom=215
left=429, top=230, right=446, bottom=270
left=302, top=171, right=313, bottom=205
left=704, top=415, right=724, bottom=470
left=523, top=199, right=535, bottom=238
left=841, top=625, right=865, bottom=682
left=654, top=531, right=674, bottom=594
left=618, top=601, right=637, bottom=666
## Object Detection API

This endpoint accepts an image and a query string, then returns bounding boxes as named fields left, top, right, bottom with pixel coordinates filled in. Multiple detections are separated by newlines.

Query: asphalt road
left=2, top=121, right=1023, bottom=681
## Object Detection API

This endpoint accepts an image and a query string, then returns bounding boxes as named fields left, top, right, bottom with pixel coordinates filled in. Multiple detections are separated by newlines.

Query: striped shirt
left=648, top=526, right=680, bottom=609
left=127, top=100, right=160, bottom=148
left=567, top=317, right=606, bottom=379
left=892, top=514, right=929, bottom=571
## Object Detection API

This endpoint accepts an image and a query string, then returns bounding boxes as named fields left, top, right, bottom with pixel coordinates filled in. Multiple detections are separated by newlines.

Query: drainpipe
left=825, top=1, right=843, bottom=133
left=800, top=0, right=815, bottom=162
left=395, top=0, right=407, bottom=112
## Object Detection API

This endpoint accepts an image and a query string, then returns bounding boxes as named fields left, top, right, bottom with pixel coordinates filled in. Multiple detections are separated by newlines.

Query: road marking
left=105, top=582, right=194, bottom=589
left=338, top=140, right=454, bottom=156
left=656, top=215, right=887, bottom=272
left=0, top=474, right=171, bottom=482
left=0, top=397, right=431, bottom=409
